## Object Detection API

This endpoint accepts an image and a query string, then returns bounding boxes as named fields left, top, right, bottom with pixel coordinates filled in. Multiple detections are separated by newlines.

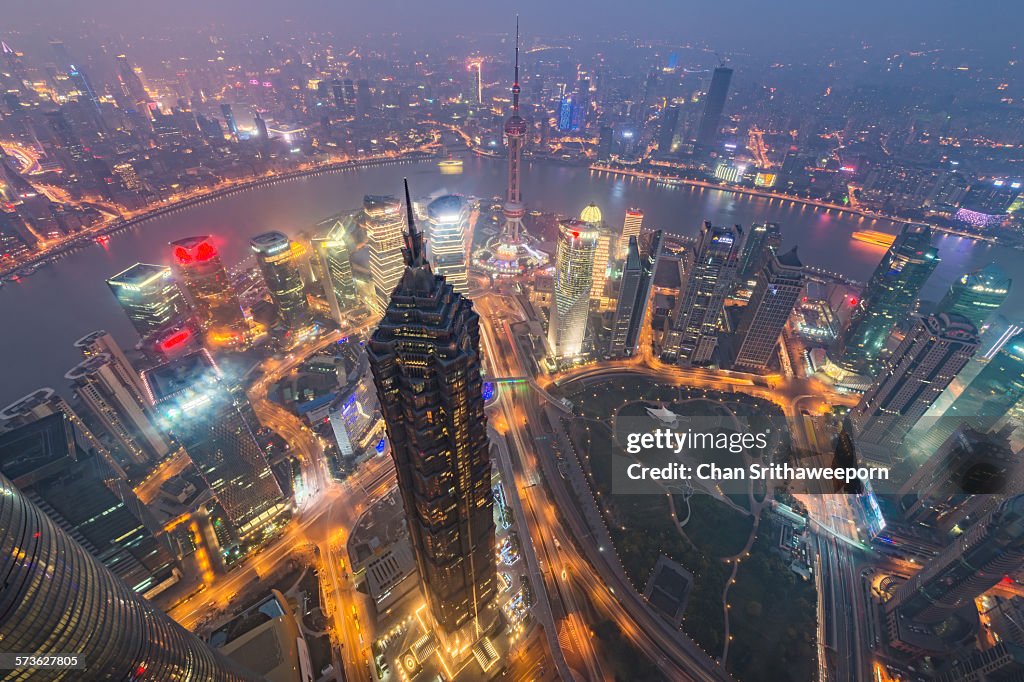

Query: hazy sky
left=7, top=0, right=1024, bottom=55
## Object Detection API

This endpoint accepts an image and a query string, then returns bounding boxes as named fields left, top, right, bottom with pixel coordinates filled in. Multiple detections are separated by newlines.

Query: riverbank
left=589, top=163, right=999, bottom=244
left=2, top=152, right=435, bottom=277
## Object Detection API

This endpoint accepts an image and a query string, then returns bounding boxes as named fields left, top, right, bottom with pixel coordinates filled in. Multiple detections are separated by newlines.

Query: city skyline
left=2, top=5, right=1024, bottom=682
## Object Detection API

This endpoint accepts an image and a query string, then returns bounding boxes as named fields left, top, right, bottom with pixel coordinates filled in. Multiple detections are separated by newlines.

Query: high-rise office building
left=0, top=471, right=261, bottom=682
left=468, top=60, right=483, bottom=104
left=620, top=208, right=644, bottom=259
left=887, top=495, right=1024, bottom=654
left=143, top=350, right=288, bottom=546
left=368, top=181, right=497, bottom=646
left=0, top=413, right=179, bottom=599
left=363, top=194, right=406, bottom=313
left=899, top=426, right=1019, bottom=532
left=107, top=263, right=188, bottom=339
left=610, top=231, right=664, bottom=358
left=74, top=330, right=149, bottom=400
left=426, top=195, right=470, bottom=293
left=910, top=339, right=1024, bottom=457
left=657, top=105, right=680, bottom=154
left=849, top=313, right=978, bottom=453
left=171, top=236, right=247, bottom=344
left=736, top=222, right=782, bottom=284
left=66, top=352, right=170, bottom=464
left=0, top=388, right=126, bottom=480
left=936, top=262, right=1010, bottom=330
left=356, top=78, right=371, bottom=116
left=311, top=219, right=357, bottom=326
left=220, top=103, right=238, bottom=136
left=733, top=247, right=804, bottom=370
left=549, top=219, right=599, bottom=359
left=580, top=203, right=610, bottom=307
left=663, top=222, right=741, bottom=365
left=833, top=223, right=939, bottom=376
left=251, top=231, right=313, bottom=333
left=695, top=67, right=733, bottom=149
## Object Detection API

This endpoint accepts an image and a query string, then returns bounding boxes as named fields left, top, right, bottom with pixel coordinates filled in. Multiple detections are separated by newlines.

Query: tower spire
left=402, top=178, right=426, bottom=268
left=512, top=15, right=521, bottom=114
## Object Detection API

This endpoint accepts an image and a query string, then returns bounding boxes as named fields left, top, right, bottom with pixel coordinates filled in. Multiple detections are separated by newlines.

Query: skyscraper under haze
left=107, top=262, right=188, bottom=339
left=833, top=223, right=939, bottom=376
left=0, top=471, right=261, bottom=682
left=909, top=338, right=1024, bottom=457
left=848, top=313, right=978, bottom=454
left=363, top=194, right=406, bottom=313
left=426, top=194, right=470, bottom=293
left=696, top=66, right=733, bottom=149
left=65, top=352, right=170, bottom=464
left=369, top=181, right=497, bottom=646
left=251, top=231, right=313, bottom=333
left=171, top=236, right=247, bottom=343
left=0, top=413, right=179, bottom=599
left=733, top=247, right=804, bottom=370
left=936, top=262, right=1010, bottom=330
left=663, top=222, right=741, bottom=365
left=143, top=350, right=288, bottom=547
left=610, top=231, right=663, bottom=358
left=887, top=494, right=1024, bottom=655
left=549, top=219, right=599, bottom=359
left=736, top=222, right=782, bottom=284
left=311, top=219, right=357, bottom=325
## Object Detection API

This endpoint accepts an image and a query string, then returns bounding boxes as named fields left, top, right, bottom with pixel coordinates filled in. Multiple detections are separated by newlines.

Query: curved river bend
left=0, top=155, right=1016, bottom=404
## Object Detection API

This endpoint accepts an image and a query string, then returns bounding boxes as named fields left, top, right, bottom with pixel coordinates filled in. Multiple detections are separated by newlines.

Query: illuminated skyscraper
left=468, top=60, right=483, bottom=104
left=66, top=352, right=170, bottom=464
left=369, top=181, right=497, bottom=647
left=251, top=231, right=313, bottom=333
left=619, top=208, right=644, bottom=259
left=832, top=223, right=939, bottom=376
left=610, top=231, right=663, bottom=358
left=549, top=219, right=599, bottom=359
left=580, top=203, right=610, bottom=307
left=426, top=195, right=470, bottom=293
left=171, top=236, right=247, bottom=344
left=849, top=313, right=978, bottom=454
left=936, top=262, right=1010, bottom=330
left=664, top=222, right=741, bottom=365
left=733, top=247, right=804, bottom=370
left=0, top=413, right=179, bottom=599
left=696, top=67, right=733, bottom=149
left=0, top=471, right=260, bottom=682
left=363, top=194, right=406, bottom=314
left=143, top=351, right=288, bottom=547
left=887, top=495, right=1024, bottom=655
left=311, top=219, right=357, bottom=326
left=107, top=263, right=188, bottom=339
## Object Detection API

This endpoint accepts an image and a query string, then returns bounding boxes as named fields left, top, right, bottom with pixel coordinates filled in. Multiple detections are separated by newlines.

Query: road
left=476, top=291, right=732, bottom=681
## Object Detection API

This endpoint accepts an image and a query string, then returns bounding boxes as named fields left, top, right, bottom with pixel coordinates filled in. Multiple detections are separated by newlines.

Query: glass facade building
left=0, top=471, right=261, bottom=682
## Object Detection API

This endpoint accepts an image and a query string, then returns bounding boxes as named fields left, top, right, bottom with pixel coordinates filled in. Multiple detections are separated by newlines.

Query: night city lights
left=2, top=2, right=1024, bottom=681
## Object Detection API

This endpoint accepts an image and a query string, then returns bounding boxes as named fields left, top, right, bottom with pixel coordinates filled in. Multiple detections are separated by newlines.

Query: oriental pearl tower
left=474, top=18, right=548, bottom=276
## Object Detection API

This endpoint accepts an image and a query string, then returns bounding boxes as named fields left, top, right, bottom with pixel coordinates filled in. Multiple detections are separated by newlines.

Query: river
left=0, top=155, right=1017, bottom=405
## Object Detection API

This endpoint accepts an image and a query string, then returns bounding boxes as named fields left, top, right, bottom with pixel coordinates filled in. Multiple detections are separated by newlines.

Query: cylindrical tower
left=0, top=473, right=262, bottom=682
